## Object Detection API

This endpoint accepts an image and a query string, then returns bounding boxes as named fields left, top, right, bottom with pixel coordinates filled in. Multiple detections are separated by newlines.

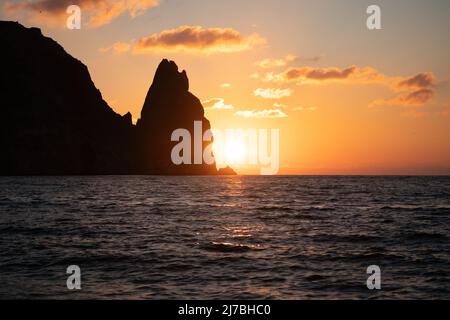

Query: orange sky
left=2, top=0, right=450, bottom=174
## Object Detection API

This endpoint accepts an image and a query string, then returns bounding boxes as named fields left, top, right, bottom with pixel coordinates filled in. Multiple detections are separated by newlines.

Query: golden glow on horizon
left=213, top=138, right=248, bottom=167
left=3, top=0, right=450, bottom=174
left=224, top=139, right=247, bottom=165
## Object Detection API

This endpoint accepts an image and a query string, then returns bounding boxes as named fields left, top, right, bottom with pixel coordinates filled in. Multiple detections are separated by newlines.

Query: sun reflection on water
left=203, top=225, right=269, bottom=252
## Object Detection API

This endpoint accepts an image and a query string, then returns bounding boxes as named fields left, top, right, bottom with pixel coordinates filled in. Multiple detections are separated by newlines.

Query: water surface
left=1, top=176, right=449, bottom=299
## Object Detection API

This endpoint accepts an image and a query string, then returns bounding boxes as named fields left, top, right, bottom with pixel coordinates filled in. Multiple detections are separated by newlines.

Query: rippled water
left=1, top=176, right=449, bottom=299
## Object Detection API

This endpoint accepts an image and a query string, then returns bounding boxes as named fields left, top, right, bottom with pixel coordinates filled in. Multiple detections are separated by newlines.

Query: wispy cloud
left=285, top=66, right=357, bottom=81
left=259, top=64, right=437, bottom=107
left=396, top=72, right=436, bottom=89
left=371, top=72, right=437, bottom=107
left=255, top=54, right=322, bottom=69
left=254, top=88, right=292, bottom=99
left=99, top=42, right=131, bottom=54
left=202, top=98, right=234, bottom=110
left=259, top=65, right=387, bottom=85
left=293, top=106, right=317, bottom=111
left=131, top=25, right=265, bottom=54
left=235, top=109, right=287, bottom=118
left=3, top=0, right=159, bottom=27
left=255, top=54, right=298, bottom=68
left=273, top=102, right=288, bottom=109
left=370, top=89, right=434, bottom=108
left=257, top=72, right=285, bottom=82
left=256, top=66, right=382, bottom=85
left=220, top=83, right=231, bottom=88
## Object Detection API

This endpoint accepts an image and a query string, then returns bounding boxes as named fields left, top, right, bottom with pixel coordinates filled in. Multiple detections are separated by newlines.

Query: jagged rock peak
left=152, top=59, right=189, bottom=92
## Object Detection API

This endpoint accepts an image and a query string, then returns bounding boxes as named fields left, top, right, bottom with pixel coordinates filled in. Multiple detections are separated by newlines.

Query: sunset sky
left=2, top=0, right=450, bottom=174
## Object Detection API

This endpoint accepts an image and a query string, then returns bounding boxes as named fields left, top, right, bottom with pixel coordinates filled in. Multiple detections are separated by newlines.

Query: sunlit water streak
left=0, top=176, right=449, bottom=299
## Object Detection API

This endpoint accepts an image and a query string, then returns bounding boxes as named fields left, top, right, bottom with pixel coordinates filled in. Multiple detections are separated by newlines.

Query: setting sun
left=213, top=138, right=248, bottom=166
left=225, top=139, right=247, bottom=164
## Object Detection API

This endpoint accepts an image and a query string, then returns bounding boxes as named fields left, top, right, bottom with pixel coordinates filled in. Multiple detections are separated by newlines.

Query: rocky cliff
left=0, top=21, right=234, bottom=175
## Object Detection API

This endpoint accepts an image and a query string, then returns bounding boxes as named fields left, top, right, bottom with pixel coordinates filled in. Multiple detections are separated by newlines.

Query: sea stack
left=135, top=59, right=218, bottom=175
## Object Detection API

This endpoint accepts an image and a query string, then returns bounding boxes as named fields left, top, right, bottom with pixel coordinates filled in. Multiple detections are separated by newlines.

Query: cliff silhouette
left=0, top=21, right=235, bottom=175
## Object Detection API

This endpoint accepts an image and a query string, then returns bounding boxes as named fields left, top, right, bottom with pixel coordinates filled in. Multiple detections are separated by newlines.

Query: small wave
left=200, top=242, right=265, bottom=253
left=304, top=274, right=327, bottom=282
left=328, top=252, right=402, bottom=262
left=380, top=205, right=450, bottom=213
left=315, top=234, right=382, bottom=243
left=257, top=205, right=296, bottom=213
left=300, top=205, right=335, bottom=211
left=402, top=231, right=448, bottom=241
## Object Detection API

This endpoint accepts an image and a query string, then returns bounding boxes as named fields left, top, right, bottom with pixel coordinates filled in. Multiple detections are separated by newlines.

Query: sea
left=0, top=176, right=449, bottom=299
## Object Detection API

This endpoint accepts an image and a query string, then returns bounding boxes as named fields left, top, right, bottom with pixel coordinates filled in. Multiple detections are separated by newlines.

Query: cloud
left=370, top=73, right=436, bottom=107
left=255, top=54, right=298, bottom=68
left=132, top=25, right=265, bottom=54
left=99, top=42, right=131, bottom=54
left=273, top=102, right=288, bottom=109
left=400, top=89, right=434, bottom=104
left=302, top=55, right=323, bottom=63
left=265, top=65, right=436, bottom=92
left=235, top=109, right=288, bottom=118
left=396, top=72, right=436, bottom=89
left=260, top=65, right=387, bottom=85
left=3, top=0, right=159, bottom=27
left=293, top=106, right=317, bottom=111
left=254, top=88, right=292, bottom=99
left=285, top=66, right=357, bottom=81
left=258, top=72, right=285, bottom=82
left=259, top=64, right=437, bottom=107
left=220, top=83, right=231, bottom=88
left=255, top=54, right=322, bottom=69
left=202, top=98, right=234, bottom=110
left=370, top=89, right=434, bottom=107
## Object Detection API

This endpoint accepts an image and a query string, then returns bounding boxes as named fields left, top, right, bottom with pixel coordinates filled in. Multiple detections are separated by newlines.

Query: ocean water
left=0, top=176, right=449, bottom=299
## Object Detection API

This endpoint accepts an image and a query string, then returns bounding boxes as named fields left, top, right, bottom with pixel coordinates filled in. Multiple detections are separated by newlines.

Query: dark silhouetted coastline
left=0, top=21, right=234, bottom=175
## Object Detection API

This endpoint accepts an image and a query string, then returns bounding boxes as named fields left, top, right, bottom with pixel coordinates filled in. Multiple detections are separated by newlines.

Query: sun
left=224, top=139, right=247, bottom=164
